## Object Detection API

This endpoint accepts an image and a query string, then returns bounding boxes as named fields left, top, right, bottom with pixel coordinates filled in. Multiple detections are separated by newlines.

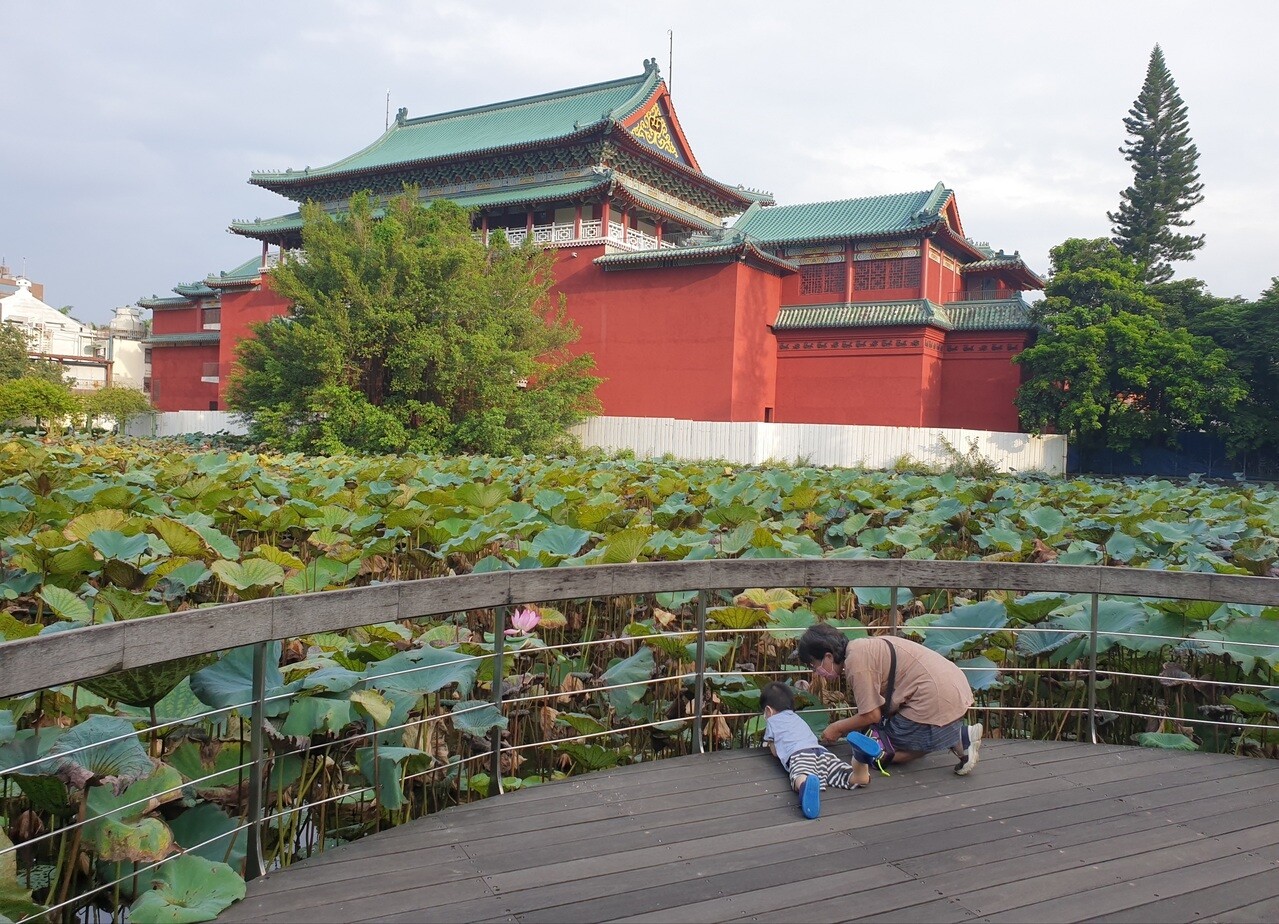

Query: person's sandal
left=955, top=722, right=983, bottom=776
left=800, top=774, right=822, bottom=818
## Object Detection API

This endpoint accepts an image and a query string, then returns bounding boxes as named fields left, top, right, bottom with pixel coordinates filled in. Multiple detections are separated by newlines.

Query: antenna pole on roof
left=385, top=91, right=390, bottom=130
left=667, top=30, right=674, bottom=94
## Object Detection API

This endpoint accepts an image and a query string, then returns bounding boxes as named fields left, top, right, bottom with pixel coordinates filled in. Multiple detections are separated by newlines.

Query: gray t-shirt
left=764, top=709, right=820, bottom=766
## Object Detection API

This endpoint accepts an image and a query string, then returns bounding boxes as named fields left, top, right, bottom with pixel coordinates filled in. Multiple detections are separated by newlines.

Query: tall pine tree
left=1108, top=45, right=1204, bottom=283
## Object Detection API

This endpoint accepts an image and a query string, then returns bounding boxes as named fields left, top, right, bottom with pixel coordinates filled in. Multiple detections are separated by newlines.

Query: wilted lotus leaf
left=129, top=855, right=246, bottom=924
left=63, top=508, right=128, bottom=543
left=168, top=741, right=247, bottom=791
left=707, top=606, right=769, bottom=630
left=85, top=763, right=183, bottom=862
left=736, top=588, right=799, bottom=611
left=150, top=518, right=210, bottom=560
left=37, top=715, right=153, bottom=793
left=81, top=655, right=217, bottom=708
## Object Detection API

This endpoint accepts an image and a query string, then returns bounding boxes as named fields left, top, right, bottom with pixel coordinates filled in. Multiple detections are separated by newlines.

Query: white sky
left=5, top=0, right=1278, bottom=323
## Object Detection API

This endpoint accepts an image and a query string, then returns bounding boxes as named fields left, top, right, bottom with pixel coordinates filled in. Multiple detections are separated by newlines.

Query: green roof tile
left=231, top=176, right=614, bottom=239
left=251, top=68, right=662, bottom=186
left=137, top=296, right=193, bottom=309
left=734, top=183, right=952, bottom=245
left=173, top=282, right=218, bottom=298
left=774, top=300, right=952, bottom=331
left=205, top=256, right=264, bottom=287
left=144, top=332, right=221, bottom=346
left=940, top=298, right=1036, bottom=330
left=595, top=237, right=796, bottom=275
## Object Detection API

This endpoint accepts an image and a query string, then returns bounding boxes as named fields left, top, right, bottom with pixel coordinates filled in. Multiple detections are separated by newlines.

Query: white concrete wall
left=569, top=417, right=1067, bottom=474
left=125, top=412, right=1065, bottom=473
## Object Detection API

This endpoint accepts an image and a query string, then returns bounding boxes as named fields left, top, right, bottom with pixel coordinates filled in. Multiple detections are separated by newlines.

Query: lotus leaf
left=81, top=655, right=217, bottom=708
left=529, top=525, right=591, bottom=558
left=281, top=695, right=355, bottom=737
left=349, top=688, right=394, bottom=726
left=708, top=606, right=770, bottom=630
left=1002, top=591, right=1071, bottom=623
left=361, top=645, right=478, bottom=696
left=299, top=666, right=363, bottom=695
left=189, top=643, right=298, bottom=718
left=471, top=554, right=513, bottom=573
left=555, top=712, right=609, bottom=736
left=168, top=741, right=248, bottom=790
left=169, top=802, right=247, bottom=869
left=597, top=528, right=650, bottom=564
left=355, top=746, right=431, bottom=811
left=97, top=585, right=169, bottom=620
left=445, top=700, right=507, bottom=737
left=556, top=742, right=621, bottom=773
left=150, top=519, right=210, bottom=559
left=251, top=544, right=305, bottom=570
left=0, top=879, right=48, bottom=924
left=37, top=715, right=153, bottom=792
left=63, top=508, right=129, bottom=542
left=211, top=559, right=284, bottom=592
left=282, top=557, right=360, bottom=594
left=765, top=607, right=817, bottom=641
left=0, top=612, right=39, bottom=641
left=85, top=763, right=184, bottom=862
left=1135, top=732, right=1198, bottom=751
left=853, top=587, right=915, bottom=610
left=599, top=647, right=655, bottom=714
left=1192, top=618, right=1279, bottom=674
left=916, top=600, right=1009, bottom=656
left=1022, top=505, right=1066, bottom=538
left=955, top=656, right=1001, bottom=691
left=38, top=585, right=91, bottom=622
left=88, top=529, right=150, bottom=562
left=129, top=855, right=246, bottom=924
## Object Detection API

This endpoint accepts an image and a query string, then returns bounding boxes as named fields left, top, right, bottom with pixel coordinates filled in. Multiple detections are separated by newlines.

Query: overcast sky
left=5, top=1, right=1278, bottom=324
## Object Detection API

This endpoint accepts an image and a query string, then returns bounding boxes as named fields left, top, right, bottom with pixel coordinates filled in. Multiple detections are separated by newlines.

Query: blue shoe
left=846, top=731, right=883, bottom=764
left=800, top=774, right=821, bottom=819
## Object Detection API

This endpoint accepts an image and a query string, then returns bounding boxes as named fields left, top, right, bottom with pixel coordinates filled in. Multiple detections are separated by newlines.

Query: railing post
left=245, top=641, right=268, bottom=880
left=489, top=605, right=507, bottom=797
left=1087, top=592, right=1100, bottom=745
left=693, top=590, right=708, bottom=755
left=889, top=586, right=900, bottom=637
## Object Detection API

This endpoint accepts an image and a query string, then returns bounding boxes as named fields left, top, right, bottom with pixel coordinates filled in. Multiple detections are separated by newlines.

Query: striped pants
left=785, top=747, right=856, bottom=790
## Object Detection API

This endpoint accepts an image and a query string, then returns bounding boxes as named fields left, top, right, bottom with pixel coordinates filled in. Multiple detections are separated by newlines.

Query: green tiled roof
left=251, top=67, right=662, bottom=187
left=595, top=237, right=796, bottom=275
left=774, top=296, right=1036, bottom=332
left=735, top=183, right=952, bottom=245
left=205, top=256, right=265, bottom=288
left=231, top=176, right=614, bottom=240
left=174, top=282, right=218, bottom=298
left=774, top=300, right=952, bottom=331
left=614, top=183, right=722, bottom=232
left=137, top=295, right=193, bottom=309
left=143, top=332, right=221, bottom=346
left=940, top=298, right=1035, bottom=330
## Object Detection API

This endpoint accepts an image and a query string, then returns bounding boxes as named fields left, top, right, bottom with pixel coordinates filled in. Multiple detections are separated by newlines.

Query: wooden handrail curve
left=2, top=559, right=1276, bottom=699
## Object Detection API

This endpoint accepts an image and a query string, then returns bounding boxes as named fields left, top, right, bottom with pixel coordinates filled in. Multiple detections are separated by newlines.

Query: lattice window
left=799, top=262, right=845, bottom=295
left=854, top=258, right=921, bottom=291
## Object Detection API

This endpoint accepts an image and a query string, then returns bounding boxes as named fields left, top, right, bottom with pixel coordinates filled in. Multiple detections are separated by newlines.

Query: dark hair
left=797, top=623, right=849, bottom=667
left=759, top=681, right=796, bottom=713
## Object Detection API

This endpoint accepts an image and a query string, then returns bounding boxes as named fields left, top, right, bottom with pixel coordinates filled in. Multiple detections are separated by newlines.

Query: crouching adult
left=797, top=623, right=982, bottom=775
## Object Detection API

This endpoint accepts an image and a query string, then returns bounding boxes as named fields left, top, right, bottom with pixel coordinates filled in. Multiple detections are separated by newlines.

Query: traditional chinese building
left=145, top=61, right=1042, bottom=430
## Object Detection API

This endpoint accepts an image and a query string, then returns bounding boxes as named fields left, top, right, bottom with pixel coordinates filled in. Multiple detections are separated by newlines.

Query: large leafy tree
left=226, top=191, right=601, bottom=455
left=0, top=324, right=67, bottom=384
left=1188, top=278, right=1279, bottom=457
left=1015, top=239, right=1243, bottom=458
left=83, top=385, right=153, bottom=432
left=1108, top=45, right=1204, bottom=283
left=0, top=376, right=81, bottom=431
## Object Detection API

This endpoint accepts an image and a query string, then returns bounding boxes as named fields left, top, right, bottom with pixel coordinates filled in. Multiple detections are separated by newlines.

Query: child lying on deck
left=761, top=681, right=876, bottom=819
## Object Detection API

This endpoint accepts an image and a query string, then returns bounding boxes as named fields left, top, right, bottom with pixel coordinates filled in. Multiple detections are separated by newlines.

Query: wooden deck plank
left=218, top=741, right=1279, bottom=924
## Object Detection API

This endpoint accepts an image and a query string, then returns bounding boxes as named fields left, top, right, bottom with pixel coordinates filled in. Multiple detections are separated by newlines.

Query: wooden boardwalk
left=220, top=739, right=1279, bottom=923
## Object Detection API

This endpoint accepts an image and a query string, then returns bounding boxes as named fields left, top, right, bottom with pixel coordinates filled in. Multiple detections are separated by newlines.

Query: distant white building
left=0, top=278, right=149, bottom=393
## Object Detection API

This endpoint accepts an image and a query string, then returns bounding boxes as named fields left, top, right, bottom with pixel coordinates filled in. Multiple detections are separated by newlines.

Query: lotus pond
left=0, top=436, right=1277, bottom=922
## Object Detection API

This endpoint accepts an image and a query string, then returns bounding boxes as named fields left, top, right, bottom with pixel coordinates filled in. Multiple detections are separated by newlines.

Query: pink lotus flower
left=505, top=607, right=541, bottom=636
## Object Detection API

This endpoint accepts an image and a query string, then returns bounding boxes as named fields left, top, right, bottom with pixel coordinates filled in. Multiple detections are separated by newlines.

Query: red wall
left=150, top=345, right=219, bottom=411
left=151, top=305, right=201, bottom=336
left=218, top=280, right=290, bottom=402
left=938, top=332, right=1032, bottom=431
left=773, top=327, right=945, bottom=426
left=553, top=247, right=782, bottom=421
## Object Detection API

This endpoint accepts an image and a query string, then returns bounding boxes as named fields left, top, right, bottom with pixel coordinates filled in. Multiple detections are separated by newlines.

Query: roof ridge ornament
left=395, top=107, right=408, bottom=126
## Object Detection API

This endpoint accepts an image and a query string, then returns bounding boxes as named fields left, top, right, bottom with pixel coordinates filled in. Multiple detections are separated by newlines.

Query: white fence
left=124, top=412, right=1066, bottom=474
left=570, top=417, right=1067, bottom=474
left=125, top=410, right=248, bottom=438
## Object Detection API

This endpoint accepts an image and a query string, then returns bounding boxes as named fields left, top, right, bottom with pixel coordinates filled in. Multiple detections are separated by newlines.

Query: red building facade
left=145, top=61, right=1042, bottom=430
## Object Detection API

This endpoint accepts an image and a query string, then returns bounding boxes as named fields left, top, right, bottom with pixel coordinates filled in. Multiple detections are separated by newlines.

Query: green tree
left=0, top=377, right=81, bottom=432
left=1189, top=278, right=1279, bottom=457
left=1015, top=239, right=1243, bottom=459
left=1108, top=45, right=1204, bottom=283
left=0, top=325, right=66, bottom=384
left=83, top=385, right=153, bottom=432
left=226, top=191, right=601, bottom=455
